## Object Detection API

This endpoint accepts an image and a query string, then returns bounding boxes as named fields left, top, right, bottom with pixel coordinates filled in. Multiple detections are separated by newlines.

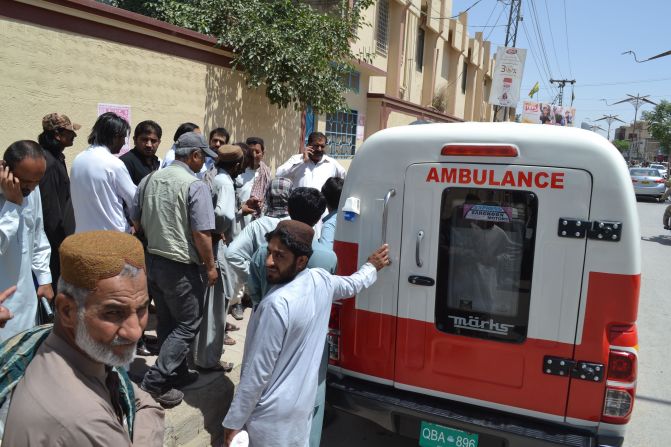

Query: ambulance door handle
left=382, top=188, right=396, bottom=244
left=408, top=275, right=435, bottom=286
left=416, top=230, right=425, bottom=267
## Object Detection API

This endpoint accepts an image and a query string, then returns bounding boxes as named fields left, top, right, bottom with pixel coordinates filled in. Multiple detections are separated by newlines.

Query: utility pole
left=493, top=0, right=522, bottom=122
left=594, top=114, right=625, bottom=141
left=612, top=94, right=657, bottom=161
left=549, top=79, right=576, bottom=106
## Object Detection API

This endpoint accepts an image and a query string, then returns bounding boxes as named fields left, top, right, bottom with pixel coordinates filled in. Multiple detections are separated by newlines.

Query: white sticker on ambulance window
left=463, top=204, right=513, bottom=223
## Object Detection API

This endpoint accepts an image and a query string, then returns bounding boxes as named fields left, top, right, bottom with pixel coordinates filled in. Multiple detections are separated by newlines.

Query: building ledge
left=367, top=93, right=463, bottom=123
left=4, top=0, right=234, bottom=66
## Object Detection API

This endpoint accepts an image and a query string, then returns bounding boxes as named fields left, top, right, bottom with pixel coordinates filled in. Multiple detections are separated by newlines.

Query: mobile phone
left=40, top=296, right=54, bottom=319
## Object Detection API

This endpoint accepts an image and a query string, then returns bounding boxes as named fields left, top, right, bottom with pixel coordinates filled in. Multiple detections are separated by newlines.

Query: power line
left=562, top=0, right=573, bottom=77
left=414, top=0, right=485, bottom=20
left=485, top=3, right=507, bottom=41
left=542, top=0, right=564, bottom=78
left=528, top=0, right=555, bottom=83
left=580, top=76, right=671, bottom=87
left=469, top=24, right=507, bottom=28
left=473, top=0, right=499, bottom=29
left=521, top=19, right=557, bottom=99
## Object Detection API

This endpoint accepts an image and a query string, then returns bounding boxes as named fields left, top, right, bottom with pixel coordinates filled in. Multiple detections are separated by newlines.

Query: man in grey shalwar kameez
left=222, top=221, right=390, bottom=447
left=193, top=144, right=244, bottom=371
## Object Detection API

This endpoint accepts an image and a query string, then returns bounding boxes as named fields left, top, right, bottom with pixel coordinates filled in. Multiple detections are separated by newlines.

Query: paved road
left=322, top=200, right=671, bottom=446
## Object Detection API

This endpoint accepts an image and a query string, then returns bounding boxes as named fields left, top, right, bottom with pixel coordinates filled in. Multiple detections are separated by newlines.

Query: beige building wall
left=0, top=3, right=301, bottom=173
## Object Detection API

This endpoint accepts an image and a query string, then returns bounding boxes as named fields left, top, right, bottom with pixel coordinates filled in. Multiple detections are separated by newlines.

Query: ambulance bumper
left=326, top=374, right=624, bottom=447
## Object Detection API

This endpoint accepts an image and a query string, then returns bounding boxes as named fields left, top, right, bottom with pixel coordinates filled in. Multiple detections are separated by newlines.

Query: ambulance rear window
left=434, top=188, right=538, bottom=343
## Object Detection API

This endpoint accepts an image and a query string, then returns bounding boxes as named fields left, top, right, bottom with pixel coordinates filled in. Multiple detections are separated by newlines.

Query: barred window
left=416, top=26, right=425, bottom=72
left=340, top=70, right=361, bottom=94
left=461, top=61, right=468, bottom=94
left=376, top=0, right=389, bottom=55
left=325, top=109, right=358, bottom=159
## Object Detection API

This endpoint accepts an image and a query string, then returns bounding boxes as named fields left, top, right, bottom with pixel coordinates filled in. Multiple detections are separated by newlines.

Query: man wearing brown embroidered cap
left=193, top=143, right=244, bottom=373
left=2, top=231, right=164, bottom=446
left=37, top=112, right=81, bottom=290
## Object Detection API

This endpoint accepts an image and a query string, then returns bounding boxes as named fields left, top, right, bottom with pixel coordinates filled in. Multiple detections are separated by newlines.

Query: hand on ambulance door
left=368, top=244, right=391, bottom=271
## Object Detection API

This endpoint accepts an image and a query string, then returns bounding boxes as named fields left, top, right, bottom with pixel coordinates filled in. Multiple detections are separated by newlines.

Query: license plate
left=419, top=421, right=479, bottom=447
left=641, top=181, right=651, bottom=184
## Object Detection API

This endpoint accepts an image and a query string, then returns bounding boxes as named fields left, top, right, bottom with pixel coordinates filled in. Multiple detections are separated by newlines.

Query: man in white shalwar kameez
left=222, top=221, right=390, bottom=447
left=0, top=140, right=53, bottom=343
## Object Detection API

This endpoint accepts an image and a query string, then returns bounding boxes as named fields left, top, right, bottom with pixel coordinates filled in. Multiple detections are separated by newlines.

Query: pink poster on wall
left=97, top=103, right=132, bottom=155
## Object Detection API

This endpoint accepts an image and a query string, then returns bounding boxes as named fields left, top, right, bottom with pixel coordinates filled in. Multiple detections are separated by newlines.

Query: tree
left=612, top=139, right=630, bottom=153
left=643, top=100, right=671, bottom=155
left=112, top=0, right=373, bottom=114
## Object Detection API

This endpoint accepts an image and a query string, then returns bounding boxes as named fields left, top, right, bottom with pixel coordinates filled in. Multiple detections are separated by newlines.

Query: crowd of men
left=0, top=111, right=390, bottom=447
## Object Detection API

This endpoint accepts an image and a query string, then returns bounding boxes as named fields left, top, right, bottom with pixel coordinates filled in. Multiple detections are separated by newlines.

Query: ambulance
left=327, top=123, right=640, bottom=447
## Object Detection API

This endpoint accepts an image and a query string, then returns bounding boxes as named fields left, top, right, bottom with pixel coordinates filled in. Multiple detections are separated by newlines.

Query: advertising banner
left=488, top=47, right=527, bottom=107
left=521, top=101, right=575, bottom=127
left=97, top=103, right=132, bottom=155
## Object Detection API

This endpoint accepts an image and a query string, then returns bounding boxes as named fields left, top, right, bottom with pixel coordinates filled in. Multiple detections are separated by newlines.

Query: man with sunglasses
left=276, top=131, right=346, bottom=190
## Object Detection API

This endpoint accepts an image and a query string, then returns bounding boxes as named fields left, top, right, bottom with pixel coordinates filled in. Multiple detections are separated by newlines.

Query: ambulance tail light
left=607, top=350, right=637, bottom=382
left=328, top=303, right=342, bottom=364
left=441, top=144, right=519, bottom=157
left=602, top=386, right=635, bottom=424
left=655, top=178, right=666, bottom=183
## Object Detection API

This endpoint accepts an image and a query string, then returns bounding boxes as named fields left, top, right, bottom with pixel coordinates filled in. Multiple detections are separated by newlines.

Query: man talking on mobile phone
left=0, top=140, right=54, bottom=342
left=275, top=132, right=346, bottom=191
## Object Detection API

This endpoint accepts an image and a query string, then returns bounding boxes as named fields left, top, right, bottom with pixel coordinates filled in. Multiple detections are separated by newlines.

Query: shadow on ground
left=641, top=235, right=671, bottom=246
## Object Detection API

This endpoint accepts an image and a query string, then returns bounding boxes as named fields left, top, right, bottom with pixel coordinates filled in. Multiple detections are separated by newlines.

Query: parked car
left=649, top=163, right=667, bottom=178
left=630, top=167, right=666, bottom=199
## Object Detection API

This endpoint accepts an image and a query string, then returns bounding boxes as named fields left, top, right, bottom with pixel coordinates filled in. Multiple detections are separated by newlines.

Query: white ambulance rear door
left=394, top=161, right=592, bottom=421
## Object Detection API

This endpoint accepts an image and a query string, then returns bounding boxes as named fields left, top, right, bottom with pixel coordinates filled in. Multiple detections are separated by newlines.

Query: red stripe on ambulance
left=334, top=241, right=641, bottom=422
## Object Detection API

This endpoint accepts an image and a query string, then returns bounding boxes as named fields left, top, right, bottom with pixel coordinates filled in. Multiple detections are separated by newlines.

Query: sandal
left=196, top=361, right=234, bottom=373
left=224, top=335, right=237, bottom=346
left=226, top=322, right=240, bottom=332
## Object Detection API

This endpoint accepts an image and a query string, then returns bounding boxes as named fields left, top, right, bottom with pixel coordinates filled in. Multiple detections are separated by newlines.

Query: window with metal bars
left=416, top=26, right=425, bottom=72
left=325, top=109, right=358, bottom=159
left=376, top=0, right=389, bottom=55
left=340, top=70, right=361, bottom=93
left=461, top=61, right=468, bottom=94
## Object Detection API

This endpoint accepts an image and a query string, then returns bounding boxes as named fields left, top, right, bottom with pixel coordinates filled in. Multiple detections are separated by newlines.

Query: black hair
left=321, top=177, right=344, bottom=211
left=87, top=112, right=130, bottom=148
left=307, top=131, right=328, bottom=145
left=209, top=127, right=231, bottom=144
left=287, top=187, right=326, bottom=227
left=173, top=122, right=199, bottom=142
left=265, top=226, right=313, bottom=259
left=37, top=129, right=61, bottom=153
left=134, top=120, right=163, bottom=139
left=3, top=140, right=45, bottom=170
left=245, top=136, right=265, bottom=152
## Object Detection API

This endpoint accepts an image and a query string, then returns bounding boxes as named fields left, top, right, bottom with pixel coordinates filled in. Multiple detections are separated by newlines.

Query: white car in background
left=649, top=163, right=667, bottom=178
left=630, top=167, right=666, bottom=200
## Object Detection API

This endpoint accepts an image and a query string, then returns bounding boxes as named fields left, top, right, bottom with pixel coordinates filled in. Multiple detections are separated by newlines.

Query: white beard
left=75, top=312, right=137, bottom=367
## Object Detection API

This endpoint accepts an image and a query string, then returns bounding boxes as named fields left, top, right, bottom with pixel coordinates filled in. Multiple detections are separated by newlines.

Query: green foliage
left=114, top=0, right=374, bottom=114
left=643, top=100, right=671, bottom=155
left=612, top=139, right=630, bottom=153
